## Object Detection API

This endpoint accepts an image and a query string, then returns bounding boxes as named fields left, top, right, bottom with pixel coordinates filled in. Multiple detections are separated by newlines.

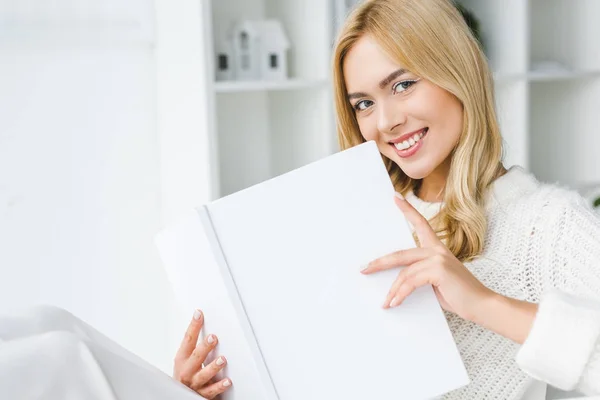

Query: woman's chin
left=394, top=159, right=436, bottom=180
left=380, top=146, right=437, bottom=180
left=381, top=145, right=433, bottom=179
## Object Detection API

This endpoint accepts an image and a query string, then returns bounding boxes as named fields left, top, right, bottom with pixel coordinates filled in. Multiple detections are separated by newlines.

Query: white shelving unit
left=214, top=79, right=329, bottom=94
left=459, top=0, right=600, bottom=187
left=202, top=0, right=600, bottom=200
left=204, top=0, right=336, bottom=198
left=529, top=0, right=600, bottom=187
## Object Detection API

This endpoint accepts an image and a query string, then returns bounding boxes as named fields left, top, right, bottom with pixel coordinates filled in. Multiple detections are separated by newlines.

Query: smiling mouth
left=390, top=128, right=428, bottom=151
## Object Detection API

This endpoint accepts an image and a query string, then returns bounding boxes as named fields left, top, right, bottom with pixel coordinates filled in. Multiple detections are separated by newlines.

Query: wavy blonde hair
left=332, top=0, right=505, bottom=262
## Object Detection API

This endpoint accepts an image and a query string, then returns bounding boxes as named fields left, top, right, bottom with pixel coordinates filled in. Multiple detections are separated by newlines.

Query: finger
left=362, top=247, right=434, bottom=274
left=180, top=334, right=219, bottom=381
left=394, top=193, right=440, bottom=247
left=383, top=259, right=431, bottom=308
left=387, top=265, right=439, bottom=308
left=175, top=309, right=204, bottom=363
left=190, top=356, right=227, bottom=390
left=198, top=378, right=232, bottom=399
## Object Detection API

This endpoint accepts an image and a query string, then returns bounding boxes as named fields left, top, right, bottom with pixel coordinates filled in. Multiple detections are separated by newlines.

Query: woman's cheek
left=358, top=121, right=377, bottom=142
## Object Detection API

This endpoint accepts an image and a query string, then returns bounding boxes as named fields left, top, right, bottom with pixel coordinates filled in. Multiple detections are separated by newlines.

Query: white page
left=155, top=210, right=270, bottom=399
left=206, top=141, right=469, bottom=400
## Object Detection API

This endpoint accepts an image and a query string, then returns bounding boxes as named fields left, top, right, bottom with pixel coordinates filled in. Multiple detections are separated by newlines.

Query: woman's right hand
left=173, top=309, right=232, bottom=399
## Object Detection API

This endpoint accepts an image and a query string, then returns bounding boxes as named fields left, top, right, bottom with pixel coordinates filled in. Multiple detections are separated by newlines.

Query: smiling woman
left=330, top=0, right=600, bottom=399
left=344, top=42, right=464, bottom=180
left=334, top=0, right=503, bottom=263
left=166, top=1, right=600, bottom=399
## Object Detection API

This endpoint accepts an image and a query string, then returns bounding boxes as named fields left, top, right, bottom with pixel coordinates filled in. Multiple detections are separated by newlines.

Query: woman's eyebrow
left=348, top=91, right=368, bottom=100
left=379, top=68, right=407, bottom=89
left=347, top=69, right=408, bottom=101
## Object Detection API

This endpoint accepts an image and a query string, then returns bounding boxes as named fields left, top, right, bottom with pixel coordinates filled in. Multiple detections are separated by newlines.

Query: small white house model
left=228, top=19, right=290, bottom=81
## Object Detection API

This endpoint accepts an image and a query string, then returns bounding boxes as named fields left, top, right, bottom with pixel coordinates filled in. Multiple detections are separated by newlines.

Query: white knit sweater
left=405, top=167, right=600, bottom=400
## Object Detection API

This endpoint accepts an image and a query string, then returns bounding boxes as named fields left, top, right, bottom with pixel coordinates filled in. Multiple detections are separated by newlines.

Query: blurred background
left=0, top=0, right=599, bottom=394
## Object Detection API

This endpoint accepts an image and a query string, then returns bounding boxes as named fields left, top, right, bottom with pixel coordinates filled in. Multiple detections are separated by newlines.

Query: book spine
left=199, top=206, right=280, bottom=400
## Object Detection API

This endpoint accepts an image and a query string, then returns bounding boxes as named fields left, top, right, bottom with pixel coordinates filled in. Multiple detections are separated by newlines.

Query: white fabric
left=3, top=166, right=600, bottom=400
left=0, top=305, right=205, bottom=400
left=406, top=167, right=600, bottom=400
left=517, top=290, right=600, bottom=394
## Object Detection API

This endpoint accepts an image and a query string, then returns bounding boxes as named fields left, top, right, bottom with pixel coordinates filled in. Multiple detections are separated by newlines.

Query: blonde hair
left=332, top=0, right=505, bottom=262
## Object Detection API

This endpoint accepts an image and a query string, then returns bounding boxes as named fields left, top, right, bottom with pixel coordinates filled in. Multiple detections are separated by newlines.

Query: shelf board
left=527, top=69, right=600, bottom=82
left=215, top=70, right=600, bottom=92
left=214, top=79, right=329, bottom=93
left=494, top=70, right=600, bottom=83
left=493, top=72, right=526, bottom=82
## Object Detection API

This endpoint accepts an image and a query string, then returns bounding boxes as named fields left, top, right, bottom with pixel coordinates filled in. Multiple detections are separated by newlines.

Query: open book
left=155, top=141, right=469, bottom=400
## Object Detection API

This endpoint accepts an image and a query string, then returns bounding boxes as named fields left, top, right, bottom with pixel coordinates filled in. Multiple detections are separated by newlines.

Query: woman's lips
left=389, top=128, right=428, bottom=145
left=390, top=128, right=428, bottom=158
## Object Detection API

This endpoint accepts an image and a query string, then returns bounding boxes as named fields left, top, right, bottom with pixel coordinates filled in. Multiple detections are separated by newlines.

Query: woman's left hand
left=361, top=193, right=495, bottom=322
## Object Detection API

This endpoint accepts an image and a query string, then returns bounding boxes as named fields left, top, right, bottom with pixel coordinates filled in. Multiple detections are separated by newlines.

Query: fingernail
left=207, top=334, right=215, bottom=344
left=216, top=356, right=225, bottom=366
left=395, top=191, right=405, bottom=201
left=360, top=263, right=370, bottom=273
left=193, top=309, right=202, bottom=321
left=390, top=297, right=400, bottom=308
left=222, top=379, right=231, bottom=387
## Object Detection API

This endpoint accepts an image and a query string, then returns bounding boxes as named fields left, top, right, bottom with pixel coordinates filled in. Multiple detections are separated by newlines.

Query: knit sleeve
left=515, top=191, right=600, bottom=395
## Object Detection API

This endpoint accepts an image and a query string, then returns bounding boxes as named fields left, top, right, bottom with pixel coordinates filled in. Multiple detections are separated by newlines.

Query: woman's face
left=343, top=35, right=464, bottom=180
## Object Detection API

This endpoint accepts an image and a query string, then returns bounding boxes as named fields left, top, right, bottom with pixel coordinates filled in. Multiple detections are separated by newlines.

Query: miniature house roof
left=231, top=20, right=259, bottom=38
left=230, top=20, right=291, bottom=51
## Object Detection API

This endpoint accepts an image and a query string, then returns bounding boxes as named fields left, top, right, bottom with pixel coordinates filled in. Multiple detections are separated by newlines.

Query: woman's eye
left=353, top=99, right=373, bottom=111
left=392, top=79, right=419, bottom=95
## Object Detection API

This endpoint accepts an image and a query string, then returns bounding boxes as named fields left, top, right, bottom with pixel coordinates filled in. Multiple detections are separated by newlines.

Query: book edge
left=199, top=205, right=280, bottom=400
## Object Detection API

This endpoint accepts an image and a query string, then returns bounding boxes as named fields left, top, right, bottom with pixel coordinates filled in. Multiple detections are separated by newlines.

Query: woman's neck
left=417, top=159, right=451, bottom=203
left=418, top=177, right=446, bottom=203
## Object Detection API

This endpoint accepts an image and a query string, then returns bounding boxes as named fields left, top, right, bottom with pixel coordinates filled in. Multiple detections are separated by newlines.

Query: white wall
left=0, top=0, right=214, bottom=374
left=0, top=43, right=178, bottom=372
left=155, top=0, right=217, bottom=217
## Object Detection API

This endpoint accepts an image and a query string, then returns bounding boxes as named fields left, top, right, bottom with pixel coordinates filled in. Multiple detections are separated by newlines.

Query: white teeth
left=394, top=140, right=410, bottom=150
left=393, top=130, right=426, bottom=151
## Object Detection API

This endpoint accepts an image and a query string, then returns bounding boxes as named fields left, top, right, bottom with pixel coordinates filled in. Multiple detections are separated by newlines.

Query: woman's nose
left=377, top=100, right=407, bottom=134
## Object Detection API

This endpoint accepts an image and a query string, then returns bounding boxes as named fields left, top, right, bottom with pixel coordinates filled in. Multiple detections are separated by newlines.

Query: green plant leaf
left=454, top=2, right=482, bottom=48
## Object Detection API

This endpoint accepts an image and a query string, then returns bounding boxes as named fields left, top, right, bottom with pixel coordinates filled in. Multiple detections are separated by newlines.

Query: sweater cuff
left=515, top=290, right=600, bottom=391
